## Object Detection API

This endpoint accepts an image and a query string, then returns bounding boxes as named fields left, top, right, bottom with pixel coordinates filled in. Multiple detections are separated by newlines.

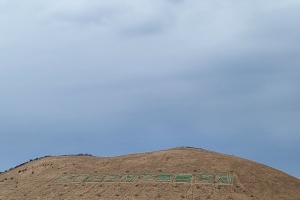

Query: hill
left=0, top=147, right=300, bottom=199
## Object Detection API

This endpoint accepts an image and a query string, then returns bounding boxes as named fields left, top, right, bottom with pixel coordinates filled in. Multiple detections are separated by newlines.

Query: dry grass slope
left=1, top=147, right=300, bottom=199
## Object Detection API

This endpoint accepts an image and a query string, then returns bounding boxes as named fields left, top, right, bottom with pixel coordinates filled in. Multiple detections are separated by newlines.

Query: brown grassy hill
left=0, top=147, right=300, bottom=200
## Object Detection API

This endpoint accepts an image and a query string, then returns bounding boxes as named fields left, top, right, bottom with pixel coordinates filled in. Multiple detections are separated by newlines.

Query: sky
left=0, top=0, right=299, bottom=179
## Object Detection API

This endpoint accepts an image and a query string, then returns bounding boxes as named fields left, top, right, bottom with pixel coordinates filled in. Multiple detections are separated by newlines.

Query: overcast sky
left=1, top=0, right=300, bottom=179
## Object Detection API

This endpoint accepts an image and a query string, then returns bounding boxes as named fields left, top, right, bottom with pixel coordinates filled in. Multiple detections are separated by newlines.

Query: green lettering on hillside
left=86, top=174, right=105, bottom=182
left=174, top=174, right=192, bottom=182
left=140, top=173, right=155, bottom=181
left=215, top=174, right=233, bottom=184
left=195, top=173, right=213, bottom=183
left=55, top=174, right=74, bottom=183
left=155, top=173, right=173, bottom=182
left=54, top=172, right=234, bottom=184
left=72, top=174, right=89, bottom=182
left=103, top=174, right=121, bottom=182
left=120, top=174, right=138, bottom=182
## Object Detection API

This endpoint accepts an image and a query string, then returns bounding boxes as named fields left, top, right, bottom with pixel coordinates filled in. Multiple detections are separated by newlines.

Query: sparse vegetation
left=1, top=154, right=95, bottom=175
left=0, top=148, right=299, bottom=199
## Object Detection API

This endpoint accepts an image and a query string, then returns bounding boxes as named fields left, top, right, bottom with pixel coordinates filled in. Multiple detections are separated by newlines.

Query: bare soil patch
left=0, top=147, right=299, bottom=199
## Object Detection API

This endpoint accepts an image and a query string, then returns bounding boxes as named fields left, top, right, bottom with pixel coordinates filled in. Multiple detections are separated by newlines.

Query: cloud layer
left=1, top=0, right=300, bottom=178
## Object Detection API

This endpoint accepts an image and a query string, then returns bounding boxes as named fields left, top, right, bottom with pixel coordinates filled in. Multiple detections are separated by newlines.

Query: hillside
left=0, top=147, right=300, bottom=199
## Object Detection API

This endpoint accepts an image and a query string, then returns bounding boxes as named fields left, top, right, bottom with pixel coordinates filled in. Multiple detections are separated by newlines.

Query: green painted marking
left=103, top=174, right=121, bottom=182
left=55, top=174, right=74, bottom=183
left=86, top=174, right=105, bottom=182
left=54, top=172, right=233, bottom=184
left=72, top=174, right=89, bottom=182
left=195, top=173, right=213, bottom=183
left=174, top=174, right=192, bottom=182
left=215, top=174, right=232, bottom=184
left=140, top=173, right=155, bottom=181
left=155, top=173, right=173, bottom=182
left=120, top=174, right=138, bottom=182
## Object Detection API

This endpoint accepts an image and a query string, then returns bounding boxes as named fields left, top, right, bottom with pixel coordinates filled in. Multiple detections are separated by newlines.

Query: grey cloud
left=1, top=0, right=300, bottom=178
left=121, top=20, right=166, bottom=37
left=50, top=5, right=119, bottom=25
left=166, top=0, right=185, bottom=3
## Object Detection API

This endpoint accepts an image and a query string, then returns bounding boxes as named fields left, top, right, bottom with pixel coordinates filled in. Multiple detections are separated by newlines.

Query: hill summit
left=1, top=147, right=299, bottom=199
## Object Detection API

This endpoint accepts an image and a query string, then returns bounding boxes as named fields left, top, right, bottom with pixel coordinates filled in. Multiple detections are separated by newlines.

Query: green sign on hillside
left=55, top=173, right=233, bottom=184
